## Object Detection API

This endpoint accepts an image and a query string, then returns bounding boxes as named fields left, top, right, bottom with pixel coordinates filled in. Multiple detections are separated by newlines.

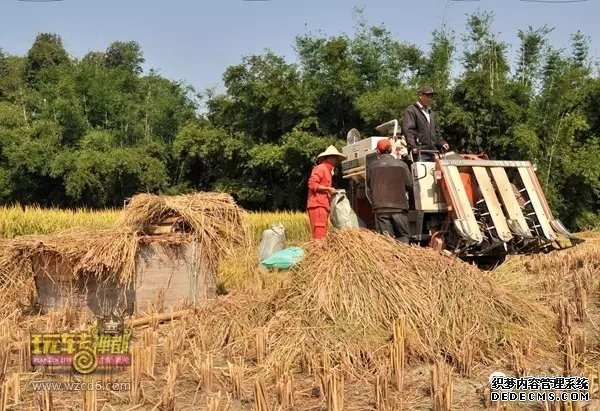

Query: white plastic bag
left=329, top=190, right=360, bottom=229
left=258, top=223, right=286, bottom=263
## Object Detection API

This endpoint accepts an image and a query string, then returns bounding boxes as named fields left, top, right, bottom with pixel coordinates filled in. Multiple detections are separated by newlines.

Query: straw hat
left=317, top=145, right=347, bottom=160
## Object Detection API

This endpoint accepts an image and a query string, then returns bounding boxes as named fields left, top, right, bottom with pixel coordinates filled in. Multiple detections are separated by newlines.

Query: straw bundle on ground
left=0, top=193, right=249, bottom=284
left=117, top=192, right=249, bottom=272
left=0, top=228, right=140, bottom=285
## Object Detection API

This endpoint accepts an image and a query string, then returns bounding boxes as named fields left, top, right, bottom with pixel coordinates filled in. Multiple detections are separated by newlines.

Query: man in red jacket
left=307, top=145, right=347, bottom=240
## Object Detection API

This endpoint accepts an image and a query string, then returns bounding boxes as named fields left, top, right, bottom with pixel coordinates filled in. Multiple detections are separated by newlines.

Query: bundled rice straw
left=117, top=192, right=249, bottom=272
left=0, top=228, right=140, bottom=285
left=0, top=192, right=249, bottom=287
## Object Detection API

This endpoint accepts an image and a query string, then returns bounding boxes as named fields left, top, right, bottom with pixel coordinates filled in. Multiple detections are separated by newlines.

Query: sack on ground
left=261, top=246, right=304, bottom=270
left=330, top=189, right=359, bottom=229
left=258, top=223, right=286, bottom=263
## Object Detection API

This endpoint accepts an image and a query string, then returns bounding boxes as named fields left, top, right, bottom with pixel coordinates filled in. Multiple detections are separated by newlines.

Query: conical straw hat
left=317, top=145, right=346, bottom=160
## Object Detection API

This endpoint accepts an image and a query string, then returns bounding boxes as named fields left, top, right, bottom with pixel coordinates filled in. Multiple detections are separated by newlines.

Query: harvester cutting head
left=434, top=153, right=583, bottom=259
left=340, top=122, right=584, bottom=267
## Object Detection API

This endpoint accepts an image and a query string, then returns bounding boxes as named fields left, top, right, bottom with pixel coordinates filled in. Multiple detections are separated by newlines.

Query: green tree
left=207, top=52, right=309, bottom=142
left=24, top=33, right=70, bottom=86
left=515, top=26, right=553, bottom=90
left=104, top=41, right=145, bottom=74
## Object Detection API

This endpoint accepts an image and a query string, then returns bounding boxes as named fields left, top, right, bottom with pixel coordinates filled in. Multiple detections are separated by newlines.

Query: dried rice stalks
left=83, top=375, right=97, bottom=411
left=510, top=341, right=528, bottom=378
left=75, top=229, right=138, bottom=285
left=1, top=377, right=7, bottom=411
left=430, top=360, right=453, bottom=411
left=130, top=345, right=144, bottom=404
left=0, top=192, right=249, bottom=289
left=141, top=329, right=157, bottom=377
left=0, top=336, right=10, bottom=380
left=0, top=228, right=139, bottom=286
left=1, top=373, right=21, bottom=409
left=117, top=193, right=249, bottom=273
left=228, top=357, right=245, bottom=400
left=391, top=318, right=405, bottom=392
left=193, top=293, right=277, bottom=356
left=163, top=328, right=186, bottom=365
left=255, top=327, right=266, bottom=365
left=202, top=353, right=214, bottom=393
left=275, top=361, right=294, bottom=408
left=190, top=229, right=556, bottom=383
left=253, top=377, right=271, bottom=411
left=35, top=389, right=53, bottom=411
left=324, top=369, right=344, bottom=411
left=375, top=375, right=391, bottom=411
left=18, top=340, right=30, bottom=373
left=207, top=391, right=229, bottom=411
left=157, top=361, right=179, bottom=411
left=290, top=229, right=554, bottom=366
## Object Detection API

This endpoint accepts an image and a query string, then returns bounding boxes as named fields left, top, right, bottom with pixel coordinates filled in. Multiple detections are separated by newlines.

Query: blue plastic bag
left=260, top=246, right=304, bottom=270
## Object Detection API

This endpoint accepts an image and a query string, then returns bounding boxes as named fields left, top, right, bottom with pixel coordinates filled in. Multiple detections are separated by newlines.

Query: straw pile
left=194, top=229, right=556, bottom=378
left=0, top=192, right=248, bottom=286
left=117, top=192, right=249, bottom=273
left=286, top=229, right=554, bottom=365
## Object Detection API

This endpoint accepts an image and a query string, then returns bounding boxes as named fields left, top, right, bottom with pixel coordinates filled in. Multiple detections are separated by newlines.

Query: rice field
left=0, top=201, right=599, bottom=410
left=0, top=205, right=311, bottom=243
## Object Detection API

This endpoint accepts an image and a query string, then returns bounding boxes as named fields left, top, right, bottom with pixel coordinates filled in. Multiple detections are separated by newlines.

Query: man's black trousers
left=374, top=211, right=410, bottom=243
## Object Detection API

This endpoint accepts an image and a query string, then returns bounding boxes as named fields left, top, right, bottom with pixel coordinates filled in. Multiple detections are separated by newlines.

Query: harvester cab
left=341, top=120, right=584, bottom=268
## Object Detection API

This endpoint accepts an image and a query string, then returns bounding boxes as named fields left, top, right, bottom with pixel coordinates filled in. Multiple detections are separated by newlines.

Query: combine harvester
left=341, top=120, right=584, bottom=268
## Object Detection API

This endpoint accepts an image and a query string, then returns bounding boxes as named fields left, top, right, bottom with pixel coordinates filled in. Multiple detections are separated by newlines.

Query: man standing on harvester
left=367, top=139, right=413, bottom=243
left=402, top=86, right=450, bottom=162
left=306, top=145, right=347, bottom=240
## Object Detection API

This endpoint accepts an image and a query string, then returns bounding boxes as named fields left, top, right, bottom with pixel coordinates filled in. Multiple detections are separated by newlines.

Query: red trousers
left=308, top=207, right=328, bottom=240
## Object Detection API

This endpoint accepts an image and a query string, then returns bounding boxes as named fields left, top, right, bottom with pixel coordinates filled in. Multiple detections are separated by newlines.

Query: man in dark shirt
left=401, top=86, right=450, bottom=162
left=367, top=139, right=413, bottom=243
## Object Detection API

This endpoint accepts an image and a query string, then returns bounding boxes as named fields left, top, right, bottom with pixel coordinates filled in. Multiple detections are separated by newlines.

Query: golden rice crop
left=0, top=205, right=119, bottom=238
left=0, top=205, right=311, bottom=243
left=245, top=211, right=311, bottom=244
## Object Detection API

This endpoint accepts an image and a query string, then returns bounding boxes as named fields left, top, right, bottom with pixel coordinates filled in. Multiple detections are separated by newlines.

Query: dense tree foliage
left=0, top=11, right=598, bottom=229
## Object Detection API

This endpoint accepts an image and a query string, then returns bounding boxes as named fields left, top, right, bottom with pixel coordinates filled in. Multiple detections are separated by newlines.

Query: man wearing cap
left=402, top=86, right=450, bottom=162
left=307, top=145, right=347, bottom=240
left=367, top=139, right=413, bottom=243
